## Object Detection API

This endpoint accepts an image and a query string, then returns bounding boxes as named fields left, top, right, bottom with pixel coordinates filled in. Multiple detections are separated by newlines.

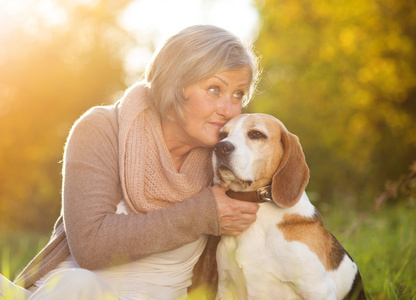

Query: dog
left=213, top=113, right=365, bottom=300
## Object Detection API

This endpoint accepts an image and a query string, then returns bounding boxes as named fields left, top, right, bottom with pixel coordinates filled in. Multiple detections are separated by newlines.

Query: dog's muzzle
left=214, top=141, right=274, bottom=204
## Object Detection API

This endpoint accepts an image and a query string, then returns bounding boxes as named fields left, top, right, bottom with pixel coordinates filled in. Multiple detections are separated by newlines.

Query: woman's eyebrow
left=212, top=76, right=248, bottom=88
left=213, top=75, right=228, bottom=86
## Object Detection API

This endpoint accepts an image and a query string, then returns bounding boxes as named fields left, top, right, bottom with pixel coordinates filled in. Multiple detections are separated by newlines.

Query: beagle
left=213, top=113, right=365, bottom=300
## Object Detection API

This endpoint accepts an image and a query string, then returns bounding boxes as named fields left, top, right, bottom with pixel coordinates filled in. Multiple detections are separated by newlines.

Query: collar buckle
left=256, top=185, right=273, bottom=203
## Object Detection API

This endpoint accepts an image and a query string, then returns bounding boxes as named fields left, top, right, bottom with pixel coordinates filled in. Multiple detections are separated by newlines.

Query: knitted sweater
left=14, top=102, right=221, bottom=294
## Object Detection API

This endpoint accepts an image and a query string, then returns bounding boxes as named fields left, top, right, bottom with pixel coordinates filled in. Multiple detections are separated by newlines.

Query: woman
left=6, top=24, right=260, bottom=299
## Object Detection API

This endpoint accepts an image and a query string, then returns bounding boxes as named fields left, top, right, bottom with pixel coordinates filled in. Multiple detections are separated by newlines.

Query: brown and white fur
left=213, top=113, right=365, bottom=300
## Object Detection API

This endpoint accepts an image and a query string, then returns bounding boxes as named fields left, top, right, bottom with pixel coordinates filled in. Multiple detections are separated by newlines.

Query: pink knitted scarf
left=117, top=83, right=213, bottom=214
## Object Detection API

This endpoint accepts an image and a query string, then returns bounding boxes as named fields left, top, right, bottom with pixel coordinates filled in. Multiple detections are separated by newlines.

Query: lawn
left=0, top=230, right=50, bottom=283
left=1, top=202, right=415, bottom=299
left=324, top=202, right=416, bottom=299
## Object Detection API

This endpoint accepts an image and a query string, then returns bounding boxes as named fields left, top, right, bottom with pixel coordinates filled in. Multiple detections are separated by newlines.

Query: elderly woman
left=7, top=24, right=260, bottom=299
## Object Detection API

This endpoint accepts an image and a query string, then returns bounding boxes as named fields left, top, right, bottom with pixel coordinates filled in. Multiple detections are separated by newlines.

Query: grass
left=1, top=202, right=415, bottom=299
left=0, top=230, right=50, bottom=282
left=320, top=202, right=416, bottom=300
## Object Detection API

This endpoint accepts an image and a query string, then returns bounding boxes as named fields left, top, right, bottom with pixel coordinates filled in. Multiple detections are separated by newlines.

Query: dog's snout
left=214, top=141, right=235, bottom=157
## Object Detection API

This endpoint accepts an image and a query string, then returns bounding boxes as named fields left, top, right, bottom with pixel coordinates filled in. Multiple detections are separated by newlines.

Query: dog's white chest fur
left=216, top=194, right=339, bottom=300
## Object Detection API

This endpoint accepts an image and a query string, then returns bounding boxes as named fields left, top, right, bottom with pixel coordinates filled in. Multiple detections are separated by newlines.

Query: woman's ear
left=271, top=127, right=310, bottom=208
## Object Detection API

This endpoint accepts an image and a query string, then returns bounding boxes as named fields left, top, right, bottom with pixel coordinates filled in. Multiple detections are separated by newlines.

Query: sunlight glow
left=0, top=0, right=259, bottom=85
left=118, top=0, right=259, bottom=83
left=120, top=0, right=259, bottom=44
left=0, top=0, right=67, bottom=41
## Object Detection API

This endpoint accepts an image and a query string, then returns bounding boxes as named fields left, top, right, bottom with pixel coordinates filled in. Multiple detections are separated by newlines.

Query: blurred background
left=0, top=0, right=415, bottom=297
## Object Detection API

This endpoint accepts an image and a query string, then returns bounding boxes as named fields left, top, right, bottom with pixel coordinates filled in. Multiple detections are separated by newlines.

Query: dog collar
left=226, top=185, right=273, bottom=203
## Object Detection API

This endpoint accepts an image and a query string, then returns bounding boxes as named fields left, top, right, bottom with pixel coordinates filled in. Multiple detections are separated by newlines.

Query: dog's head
left=212, top=113, right=310, bottom=208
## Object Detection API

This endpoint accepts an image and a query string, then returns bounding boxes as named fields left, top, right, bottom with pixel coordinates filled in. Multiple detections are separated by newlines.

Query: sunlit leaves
left=252, top=0, right=416, bottom=202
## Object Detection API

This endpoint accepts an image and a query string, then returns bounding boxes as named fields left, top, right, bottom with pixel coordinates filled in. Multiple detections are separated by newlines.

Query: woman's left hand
left=211, top=184, right=259, bottom=236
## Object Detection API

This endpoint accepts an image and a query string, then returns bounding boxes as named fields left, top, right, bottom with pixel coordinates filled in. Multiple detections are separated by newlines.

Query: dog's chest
left=217, top=203, right=305, bottom=298
left=219, top=203, right=286, bottom=273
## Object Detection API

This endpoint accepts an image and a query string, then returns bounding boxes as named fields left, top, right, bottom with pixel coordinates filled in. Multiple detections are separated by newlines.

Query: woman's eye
left=248, top=130, right=266, bottom=140
left=208, top=86, right=220, bottom=95
left=233, top=91, right=245, bottom=100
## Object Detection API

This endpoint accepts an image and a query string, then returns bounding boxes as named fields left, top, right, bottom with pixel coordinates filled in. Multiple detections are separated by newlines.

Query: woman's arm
left=63, top=106, right=221, bottom=270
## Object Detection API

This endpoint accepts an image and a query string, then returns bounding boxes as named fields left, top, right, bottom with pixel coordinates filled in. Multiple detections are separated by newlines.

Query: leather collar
left=226, top=185, right=273, bottom=203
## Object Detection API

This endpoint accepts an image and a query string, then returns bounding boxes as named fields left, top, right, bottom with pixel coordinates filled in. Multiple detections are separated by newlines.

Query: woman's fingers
left=212, top=184, right=260, bottom=236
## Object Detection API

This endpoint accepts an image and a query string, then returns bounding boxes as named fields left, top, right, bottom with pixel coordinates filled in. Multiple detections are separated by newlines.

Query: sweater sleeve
left=63, top=106, right=221, bottom=270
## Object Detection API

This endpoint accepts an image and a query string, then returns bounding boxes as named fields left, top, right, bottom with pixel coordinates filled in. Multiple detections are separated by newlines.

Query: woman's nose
left=217, top=96, right=239, bottom=119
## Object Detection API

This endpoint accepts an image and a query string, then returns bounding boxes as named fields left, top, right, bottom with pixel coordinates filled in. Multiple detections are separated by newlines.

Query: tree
left=0, top=0, right=132, bottom=230
left=252, top=0, right=416, bottom=204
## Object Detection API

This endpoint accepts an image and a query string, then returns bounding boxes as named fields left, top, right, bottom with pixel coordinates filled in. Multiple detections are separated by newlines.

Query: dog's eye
left=219, top=132, right=228, bottom=140
left=248, top=130, right=266, bottom=140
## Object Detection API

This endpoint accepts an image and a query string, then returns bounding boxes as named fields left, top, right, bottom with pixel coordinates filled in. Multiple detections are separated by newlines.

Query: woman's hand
left=211, top=184, right=260, bottom=236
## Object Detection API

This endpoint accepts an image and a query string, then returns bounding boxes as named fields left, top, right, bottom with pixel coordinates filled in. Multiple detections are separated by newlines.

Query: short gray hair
left=145, top=25, right=260, bottom=120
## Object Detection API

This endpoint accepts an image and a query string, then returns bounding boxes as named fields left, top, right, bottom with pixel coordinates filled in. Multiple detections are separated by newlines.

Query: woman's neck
left=161, top=117, right=192, bottom=171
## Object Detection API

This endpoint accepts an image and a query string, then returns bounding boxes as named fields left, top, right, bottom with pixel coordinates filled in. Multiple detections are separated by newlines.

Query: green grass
left=0, top=230, right=50, bottom=282
left=1, top=203, right=415, bottom=299
left=320, top=202, right=416, bottom=300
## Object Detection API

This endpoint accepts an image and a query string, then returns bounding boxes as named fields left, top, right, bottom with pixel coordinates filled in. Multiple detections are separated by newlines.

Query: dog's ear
left=271, top=125, right=310, bottom=208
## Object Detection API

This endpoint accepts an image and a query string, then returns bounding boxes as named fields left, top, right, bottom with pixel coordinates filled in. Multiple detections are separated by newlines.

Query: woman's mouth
left=209, top=122, right=226, bottom=129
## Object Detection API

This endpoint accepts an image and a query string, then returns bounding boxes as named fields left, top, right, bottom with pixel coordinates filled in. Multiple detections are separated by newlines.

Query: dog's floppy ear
left=271, top=124, right=310, bottom=208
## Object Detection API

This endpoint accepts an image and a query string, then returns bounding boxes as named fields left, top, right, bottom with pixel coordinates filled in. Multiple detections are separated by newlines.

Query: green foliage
left=0, top=1, right=132, bottom=231
left=252, top=0, right=416, bottom=203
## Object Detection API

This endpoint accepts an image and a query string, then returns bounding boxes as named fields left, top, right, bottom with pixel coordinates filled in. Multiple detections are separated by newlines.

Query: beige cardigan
left=14, top=103, right=221, bottom=295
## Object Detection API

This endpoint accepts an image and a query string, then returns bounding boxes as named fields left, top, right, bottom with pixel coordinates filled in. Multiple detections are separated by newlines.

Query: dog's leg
left=275, top=243, right=337, bottom=300
left=216, top=236, right=248, bottom=300
left=216, top=240, right=228, bottom=300
left=216, top=237, right=234, bottom=300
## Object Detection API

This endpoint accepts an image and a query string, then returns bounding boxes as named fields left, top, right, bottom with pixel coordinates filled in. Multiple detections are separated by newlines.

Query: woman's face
left=176, top=67, right=251, bottom=149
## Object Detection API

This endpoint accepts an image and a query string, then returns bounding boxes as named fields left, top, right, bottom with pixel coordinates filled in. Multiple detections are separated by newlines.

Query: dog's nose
left=214, top=141, right=235, bottom=157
